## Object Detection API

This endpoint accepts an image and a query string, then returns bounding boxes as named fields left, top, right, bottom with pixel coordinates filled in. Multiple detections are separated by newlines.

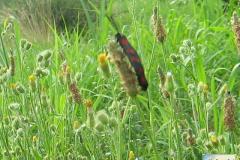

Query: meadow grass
left=0, top=0, right=240, bottom=159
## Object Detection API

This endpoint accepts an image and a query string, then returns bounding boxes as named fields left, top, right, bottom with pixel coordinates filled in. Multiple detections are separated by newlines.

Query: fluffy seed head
left=224, top=94, right=236, bottom=131
left=231, top=11, right=240, bottom=55
left=69, top=82, right=81, bottom=104
left=151, top=7, right=166, bottom=43
left=107, top=38, right=138, bottom=97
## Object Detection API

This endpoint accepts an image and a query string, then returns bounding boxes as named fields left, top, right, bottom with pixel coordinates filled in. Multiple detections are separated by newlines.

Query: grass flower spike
left=69, top=82, right=81, bottom=104
left=232, top=11, right=240, bottom=55
left=151, top=7, right=166, bottom=43
left=107, top=38, right=138, bottom=97
left=224, top=93, right=236, bottom=131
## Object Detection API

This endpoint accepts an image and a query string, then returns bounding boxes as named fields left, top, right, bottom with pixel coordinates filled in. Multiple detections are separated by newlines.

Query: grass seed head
left=224, top=93, right=236, bottom=131
left=151, top=7, right=166, bottom=43
left=231, top=11, right=240, bottom=55
left=69, top=82, right=81, bottom=104
left=107, top=38, right=139, bottom=97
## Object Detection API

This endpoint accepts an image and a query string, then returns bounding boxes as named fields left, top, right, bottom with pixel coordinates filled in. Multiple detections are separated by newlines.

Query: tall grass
left=0, top=0, right=240, bottom=159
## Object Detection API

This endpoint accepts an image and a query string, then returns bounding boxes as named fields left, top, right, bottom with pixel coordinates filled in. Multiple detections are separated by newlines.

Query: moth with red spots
left=115, top=33, right=148, bottom=91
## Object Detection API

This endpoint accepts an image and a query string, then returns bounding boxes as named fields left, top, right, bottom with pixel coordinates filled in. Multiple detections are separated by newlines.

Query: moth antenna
left=106, top=15, right=120, bottom=33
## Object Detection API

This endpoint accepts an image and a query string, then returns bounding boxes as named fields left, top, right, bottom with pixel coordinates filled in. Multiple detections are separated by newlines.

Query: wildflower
left=224, top=93, right=236, bottom=131
left=128, top=151, right=135, bottom=160
left=32, top=136, right=38, bottom=143
left=107, top=38, right=138, bottom=97
left=209, top=132, right=218, bottom=146
left=197, top=81, right=208, bottom=94
left=231, top=11, right=240, bottom=55
left=69, top=82, right=81, bottom=104
left=96, top=110, right=109, bottom=125
left=83, top=99, right=93, bottom=108
left=151, top=7, right=166, bottom=43
left=73, top=120, right=81, bottom=130
left=28, top=74, right=37, bottom=91
left=98, top=53, right=110, bottom=77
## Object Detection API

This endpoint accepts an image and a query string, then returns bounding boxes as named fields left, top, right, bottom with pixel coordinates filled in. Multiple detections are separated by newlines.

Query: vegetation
left=0, top=0, right=240, bottom=159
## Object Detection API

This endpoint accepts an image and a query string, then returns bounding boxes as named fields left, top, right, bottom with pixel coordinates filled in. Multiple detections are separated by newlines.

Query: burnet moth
left=107, top=16, right=148, bottom=91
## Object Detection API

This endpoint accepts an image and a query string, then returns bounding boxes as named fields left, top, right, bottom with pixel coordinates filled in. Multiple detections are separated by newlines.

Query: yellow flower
left=32, top=136, right=38, bottom=143
left=128, top=151, right=135, bottom=160
left=9, top=83, right=17, bottom=89
left=210, top=135, right=218, bottom=145
left=66, top=65, right=71, bottom=74
left=198, top=81, right=208, bottom=93
left=73, top=120, right=81, bottom=130
left=83, top=99, right=93, bottom=108
left=29, top=74, right=36, bottom=82
left=98, top=53, right=108, bottom=65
